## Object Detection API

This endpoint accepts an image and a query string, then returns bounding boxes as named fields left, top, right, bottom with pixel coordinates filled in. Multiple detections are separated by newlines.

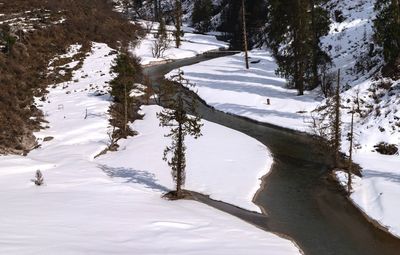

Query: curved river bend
left=144, top=54, right=400, bottom=255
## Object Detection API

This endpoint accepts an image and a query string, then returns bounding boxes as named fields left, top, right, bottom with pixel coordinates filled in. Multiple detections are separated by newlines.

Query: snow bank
left=167, top=50, right=321, bottom=131
left=99, top=105, right=272, bottom=212
left=0, top=42, right=300, bottom=254
left=336, top=153, right=400, bottom=238
left=133, top=22, right=228, bottom=65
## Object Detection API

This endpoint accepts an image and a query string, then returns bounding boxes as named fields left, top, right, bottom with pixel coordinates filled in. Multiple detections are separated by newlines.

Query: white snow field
left=0, top=42, right=301, bottom=254
left=99, top=105, right=272, bottom=213
left=133, top=21, right=228, bottom=65
left=167, top=0, right=400, bottom=239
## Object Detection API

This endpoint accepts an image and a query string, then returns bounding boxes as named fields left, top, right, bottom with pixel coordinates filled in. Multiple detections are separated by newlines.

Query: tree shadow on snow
left=98, top=164, right=169, bottom=192
left=363, top=170, right=400, bottom=184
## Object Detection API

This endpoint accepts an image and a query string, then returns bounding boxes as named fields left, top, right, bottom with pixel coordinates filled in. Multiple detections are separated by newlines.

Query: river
left=143, top=53, right=400, bottom=255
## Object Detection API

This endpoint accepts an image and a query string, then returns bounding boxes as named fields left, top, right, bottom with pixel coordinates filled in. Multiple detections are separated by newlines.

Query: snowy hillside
left=322, top=0, right=400, bottom=236
left=321, top=1, right=400, bottom=237
left=113, top=0, right=224, bottom=28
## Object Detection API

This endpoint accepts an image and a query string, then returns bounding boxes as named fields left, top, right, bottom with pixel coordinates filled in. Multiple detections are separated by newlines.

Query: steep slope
left=320, top=0, right=400, bottom=237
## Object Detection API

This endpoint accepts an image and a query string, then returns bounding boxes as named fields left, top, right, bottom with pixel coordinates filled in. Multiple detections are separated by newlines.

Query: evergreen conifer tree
left=374, top=0, right=400, bottom=75
left=266, top=0, right=330, bottom=95
left=109, top=52, right=142, bottom=137
left=192, top=0, right=213, bottom=33
left=157, top=70, right=203, bottom=199
left=174, top=0, right=183, bottom=48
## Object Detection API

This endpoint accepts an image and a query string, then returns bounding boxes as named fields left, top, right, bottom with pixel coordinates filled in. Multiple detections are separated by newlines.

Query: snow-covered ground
left=133, top=21, right=228, bottom=65
left=336, top=153, right=400, bottom=237
left=99, top=105, right=271, bottom=213
left=0, top=42, right=301, bottom=254
left=166, top=0, right=400, bottom=239
left=167, top=50, right=322, bottom=132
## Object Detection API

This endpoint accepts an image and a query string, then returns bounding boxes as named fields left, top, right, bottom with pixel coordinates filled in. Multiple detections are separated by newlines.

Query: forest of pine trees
left=192, top=0, right=213, bottom=33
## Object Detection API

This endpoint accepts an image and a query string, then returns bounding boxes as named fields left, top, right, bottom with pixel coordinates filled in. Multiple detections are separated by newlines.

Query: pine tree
left=192, top=0, right=213, bottom=33
left=157, top=70, right=203, bottom=199
left=374, top=0, right=400, bottom=75
left=174, top=0, right=183, bottom=48
left=310, top=0, right=331, bottom=89
left=309, top=69, right=342, bottom=166
left=154, top=0, right=160, bottom=21
left=109, top=52, right=142, bottom=137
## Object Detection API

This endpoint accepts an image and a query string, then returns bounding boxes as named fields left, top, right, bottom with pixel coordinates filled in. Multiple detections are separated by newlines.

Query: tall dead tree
left=310, top=0, right=319, bottom=89
left=347, top=107, right=355, bottom=193
left=333, top=69, right=342, bottom=166
left=241, top=0, right=249, bottom=69
left=123, top=83, right=128, bottom=133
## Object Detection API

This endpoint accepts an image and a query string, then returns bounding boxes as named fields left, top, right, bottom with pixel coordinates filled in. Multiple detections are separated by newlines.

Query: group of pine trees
left=192, top=0, right=213, bottom=33
left=218, top=0, right=267, bottom=49
left=265, top=0, right=331, bottom=95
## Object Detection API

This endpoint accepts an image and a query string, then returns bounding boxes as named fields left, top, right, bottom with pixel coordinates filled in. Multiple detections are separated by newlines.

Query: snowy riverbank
left=132, top=21, right=228, bottom=66
left=167, top=50, right=321, bottom=132
left=163, top=0, right=400, bottom=237
left=169, top=47, right=400, bottom=238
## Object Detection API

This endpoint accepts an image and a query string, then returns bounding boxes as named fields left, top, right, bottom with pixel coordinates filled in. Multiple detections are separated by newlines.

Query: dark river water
left=144, top=54, right=400, bottom=255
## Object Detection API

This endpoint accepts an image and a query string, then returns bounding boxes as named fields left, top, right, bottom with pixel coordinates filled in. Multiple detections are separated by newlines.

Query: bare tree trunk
left=241, top=0, right=249, bottom=69
left=124, top=83, right=128, bottom=134
left=294, top=0, right=305, bottom=95
left=310, top=0, right=319, bottom=89
left=176, top=120, right=183, bottom=197
left=334, top=69, right=341, bottom=166
left=348, top=108, right=354, bottom=193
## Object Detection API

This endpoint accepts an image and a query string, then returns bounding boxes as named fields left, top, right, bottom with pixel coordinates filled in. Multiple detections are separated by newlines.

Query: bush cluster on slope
left=0, top=0, right=144, bottom=154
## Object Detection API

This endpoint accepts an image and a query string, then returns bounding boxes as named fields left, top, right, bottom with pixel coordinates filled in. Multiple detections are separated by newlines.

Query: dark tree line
left=192, top=0, right=213, bottom=33
left=265, top=0, right=331, bottom=95
left=218, top=0, right=267, bottom=49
